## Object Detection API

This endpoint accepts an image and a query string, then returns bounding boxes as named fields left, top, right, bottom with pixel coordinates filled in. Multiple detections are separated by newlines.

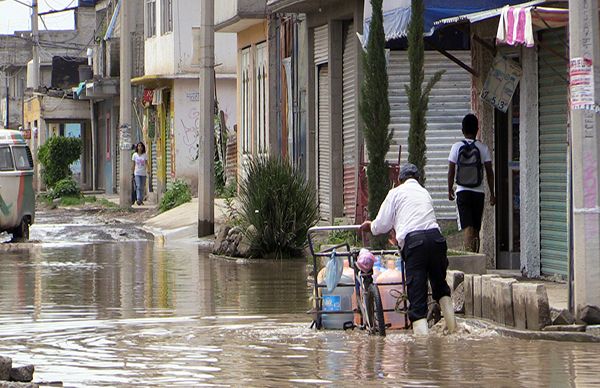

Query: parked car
left=0, top=130, right=35, bottom=241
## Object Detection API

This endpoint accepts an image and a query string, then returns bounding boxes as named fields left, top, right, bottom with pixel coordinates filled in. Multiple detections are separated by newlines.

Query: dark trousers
left=402, top=228, right=451, bottom=322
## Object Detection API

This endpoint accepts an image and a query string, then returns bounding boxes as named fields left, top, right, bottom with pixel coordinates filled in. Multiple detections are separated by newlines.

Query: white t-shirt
left=371, top=179, right=440, bottom=249
left=448, top=139, right=492, bottom=193
left=132, top=152, right=148, bottom=176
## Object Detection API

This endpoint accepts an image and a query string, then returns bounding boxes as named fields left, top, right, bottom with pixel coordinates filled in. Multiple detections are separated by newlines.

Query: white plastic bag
left=325, top=249, right=344, bottom=292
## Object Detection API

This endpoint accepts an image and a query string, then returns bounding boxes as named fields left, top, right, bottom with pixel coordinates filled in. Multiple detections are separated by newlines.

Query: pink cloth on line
left=496, top=5, right=534, bottom=48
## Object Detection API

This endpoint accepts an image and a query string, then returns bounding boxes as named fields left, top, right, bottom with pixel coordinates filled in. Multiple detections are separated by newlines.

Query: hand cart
left=307, top=225, right=410, bottom=336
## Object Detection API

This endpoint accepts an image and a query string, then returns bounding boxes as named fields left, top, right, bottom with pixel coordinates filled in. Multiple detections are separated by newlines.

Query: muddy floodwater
left=0, top=219, right=599, bottom=386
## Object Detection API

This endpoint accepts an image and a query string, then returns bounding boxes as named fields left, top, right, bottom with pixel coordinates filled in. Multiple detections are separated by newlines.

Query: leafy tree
left=37, top=136, right=82, bottom=188
left=405, top=0, right=445, bottom=185
left=359, top=0, right=392, bottom=223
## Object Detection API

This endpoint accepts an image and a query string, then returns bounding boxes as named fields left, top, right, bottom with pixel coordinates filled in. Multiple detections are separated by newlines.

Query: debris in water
left=0, top=232, right=12, bottom=243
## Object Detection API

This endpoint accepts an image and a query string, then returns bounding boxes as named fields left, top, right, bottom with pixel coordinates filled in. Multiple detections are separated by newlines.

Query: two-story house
left=132, top=0, right=237, bottom=199
left=216, top=0, right=310, bottom=188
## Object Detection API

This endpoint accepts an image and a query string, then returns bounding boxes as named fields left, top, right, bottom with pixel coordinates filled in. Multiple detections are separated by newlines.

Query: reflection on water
left=0, top=243, right=599, bottom=387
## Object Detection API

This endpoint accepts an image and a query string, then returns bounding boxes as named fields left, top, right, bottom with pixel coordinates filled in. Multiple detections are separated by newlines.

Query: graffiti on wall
left=180, top=108, right=200, bottom=162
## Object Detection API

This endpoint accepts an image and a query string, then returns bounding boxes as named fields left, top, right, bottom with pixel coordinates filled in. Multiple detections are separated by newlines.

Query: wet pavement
left=0, top=211, right=599, bottom=386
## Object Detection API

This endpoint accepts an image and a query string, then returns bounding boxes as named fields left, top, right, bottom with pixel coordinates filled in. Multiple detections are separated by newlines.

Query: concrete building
left=268, top=0, right=364, bottom=224
left=1, top=5, right=96, bottom=130
left=132, top=0, right=237, bottom=200
left=75, top=0, right=145, bottom=195
left=216, top=1, right=308, bottom=188
left=7, top=5, right=97, bottom=191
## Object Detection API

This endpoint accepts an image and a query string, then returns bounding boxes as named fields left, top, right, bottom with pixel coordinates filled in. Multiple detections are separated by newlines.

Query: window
left=12, top=146, right=33, bottom=170
left=255, top=42, right=268, bottom=154
left=241, top=47, right=251, bottom=155
left=161, top=0, right=173, bottom=34
left=0, top=146, right=13, bottom=171
left=145, top=0, right=156, bottom=38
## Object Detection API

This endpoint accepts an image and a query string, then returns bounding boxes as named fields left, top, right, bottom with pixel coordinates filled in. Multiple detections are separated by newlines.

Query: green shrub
left=159, top=179, right=192, bottom=213
left=38, top=136, right=82, bottom=188
left=238, top=156, right=319, bottom=259
left=60, top=196, right=86, bottom=206
left=49, top=177, right=81, bottom=200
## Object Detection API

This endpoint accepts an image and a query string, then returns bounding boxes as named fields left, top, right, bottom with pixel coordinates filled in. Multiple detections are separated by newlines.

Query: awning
left=104, top=0, right=121, bottom=41
left=434, top=0, right=547, bottom=27
left=434, top=1, right=568, bottom=47
left=363, top=0, right=536, bottom=42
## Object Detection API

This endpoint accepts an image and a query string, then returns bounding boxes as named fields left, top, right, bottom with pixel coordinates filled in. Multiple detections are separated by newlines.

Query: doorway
left=495, top=85, right=521, bottom=269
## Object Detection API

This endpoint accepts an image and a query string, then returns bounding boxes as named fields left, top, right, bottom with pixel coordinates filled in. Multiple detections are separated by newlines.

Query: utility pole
left=119, top=0, right=132, bottom=207
left=31, top=0, right=39, bottom=91
left=197, top=0, right=215, bottom=237
left=568, top=0, right=600, bottom=320
left=5, top=72, right=9, bottom=128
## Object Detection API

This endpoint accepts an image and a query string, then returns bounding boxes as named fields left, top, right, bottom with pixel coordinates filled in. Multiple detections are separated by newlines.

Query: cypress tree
left=405, top=0, right=444, bottom=185
left=360, top=0, right=392, bottom=223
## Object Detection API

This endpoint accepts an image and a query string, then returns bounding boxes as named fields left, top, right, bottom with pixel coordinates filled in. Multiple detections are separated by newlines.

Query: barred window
left=145, top=0, right=156, bottom=38
left=161, top=0, right=173, bottom=34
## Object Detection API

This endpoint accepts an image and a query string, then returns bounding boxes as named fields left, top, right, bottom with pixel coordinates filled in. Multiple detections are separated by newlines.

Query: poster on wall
left=569, top=57, right=596, bottom=111
left=481, top=54, right=522, bottom=113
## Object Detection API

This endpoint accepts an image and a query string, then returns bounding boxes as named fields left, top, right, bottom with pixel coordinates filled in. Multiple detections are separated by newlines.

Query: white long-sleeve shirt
left=371, top=179, right=440, bottom=249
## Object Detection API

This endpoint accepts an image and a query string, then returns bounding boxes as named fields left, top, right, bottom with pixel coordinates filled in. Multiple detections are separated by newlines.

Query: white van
left=0, top=130, right=35, bottom=240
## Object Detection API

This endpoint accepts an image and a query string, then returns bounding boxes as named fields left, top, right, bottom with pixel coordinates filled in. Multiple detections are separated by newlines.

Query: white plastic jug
left=375, top=268, right=409, bottom=329
left=317, top=266, right=355, bottom=329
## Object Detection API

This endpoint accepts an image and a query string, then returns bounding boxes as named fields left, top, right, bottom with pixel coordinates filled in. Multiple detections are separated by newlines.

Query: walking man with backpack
left=448, top=113, right=496, bottom=252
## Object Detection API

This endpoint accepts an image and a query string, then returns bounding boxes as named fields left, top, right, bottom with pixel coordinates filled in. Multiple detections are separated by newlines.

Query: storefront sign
left=481, top=54, right=522, bottom=113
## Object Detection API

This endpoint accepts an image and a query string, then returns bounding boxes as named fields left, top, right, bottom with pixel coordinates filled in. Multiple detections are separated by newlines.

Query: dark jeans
left=402, top=228, right=451, bottom=322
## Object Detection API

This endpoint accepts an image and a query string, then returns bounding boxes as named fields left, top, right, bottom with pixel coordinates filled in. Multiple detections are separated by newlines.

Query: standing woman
left=132, top=142, right=148, bottom=205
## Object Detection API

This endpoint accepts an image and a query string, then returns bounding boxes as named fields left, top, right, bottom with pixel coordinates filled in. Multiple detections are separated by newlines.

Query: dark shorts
left=457, top=190, right=485, bottom=231
left=402, top=229, right=451, bottom=322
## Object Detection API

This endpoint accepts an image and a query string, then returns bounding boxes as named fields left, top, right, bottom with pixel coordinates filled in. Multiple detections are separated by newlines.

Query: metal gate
left=314, top=25, right=328, bottom=66
left=342, top=22, right=357, bottom=218
left=314, top=24, right=330, bottom=221
left=317, top=65, right=331, bottom=220
left=387, top=50, right=472, bottom=219
left=538, top=29, right=569, bottom=277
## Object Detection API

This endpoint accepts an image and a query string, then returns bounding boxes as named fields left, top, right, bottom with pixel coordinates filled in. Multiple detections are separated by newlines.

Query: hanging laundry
left=496, top=5, right=535, bottom=47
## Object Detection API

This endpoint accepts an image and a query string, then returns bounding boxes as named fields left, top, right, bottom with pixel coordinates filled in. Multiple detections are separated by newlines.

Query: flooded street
left=0, top=213, right=598, bottom=386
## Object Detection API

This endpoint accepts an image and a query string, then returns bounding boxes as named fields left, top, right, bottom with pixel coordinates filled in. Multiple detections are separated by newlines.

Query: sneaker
left=137, top=200, right=142, bottom=206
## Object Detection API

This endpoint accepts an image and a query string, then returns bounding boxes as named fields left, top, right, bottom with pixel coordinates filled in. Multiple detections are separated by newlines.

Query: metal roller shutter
left=342, top=23, right=357, bottom=218
left=166, top=135, right=173, bottom=187
left=387, top=50, right=472, bottom=219
left=151, top=141, right=157, bottom=192
left=538, top=29, right=569, bottom=277
left=318, top=65, right=331, bottom=220
left=314, top=25, right=328, bottom=65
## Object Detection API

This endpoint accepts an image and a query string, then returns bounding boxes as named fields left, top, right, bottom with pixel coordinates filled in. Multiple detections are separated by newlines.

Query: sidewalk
left=141, top=197, right=228, bottom=247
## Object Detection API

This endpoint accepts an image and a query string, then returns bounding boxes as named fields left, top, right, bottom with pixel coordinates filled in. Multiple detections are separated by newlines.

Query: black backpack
left=456, top=140, right=483, bottom=188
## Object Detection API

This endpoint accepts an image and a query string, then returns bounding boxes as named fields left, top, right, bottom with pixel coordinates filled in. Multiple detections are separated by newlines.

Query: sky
left=0, top=0, right=75, bottom=35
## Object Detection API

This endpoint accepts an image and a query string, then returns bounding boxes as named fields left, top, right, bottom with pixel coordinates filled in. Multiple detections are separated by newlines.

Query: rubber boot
left=412, top=318, right=429, bottom=336
left=439, top=296, right=456, bottom=334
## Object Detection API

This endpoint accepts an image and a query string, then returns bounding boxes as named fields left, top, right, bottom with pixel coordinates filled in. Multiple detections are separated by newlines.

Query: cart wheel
left=366, top=283, right=386, bottom=336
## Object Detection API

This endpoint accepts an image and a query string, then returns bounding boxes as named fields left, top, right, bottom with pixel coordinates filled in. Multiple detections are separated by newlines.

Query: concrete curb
left=460, top=317, right=600, bottom=343
left=141, top=224, right=215, bottom=250
left=142, top=224, right=196, bottom=245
